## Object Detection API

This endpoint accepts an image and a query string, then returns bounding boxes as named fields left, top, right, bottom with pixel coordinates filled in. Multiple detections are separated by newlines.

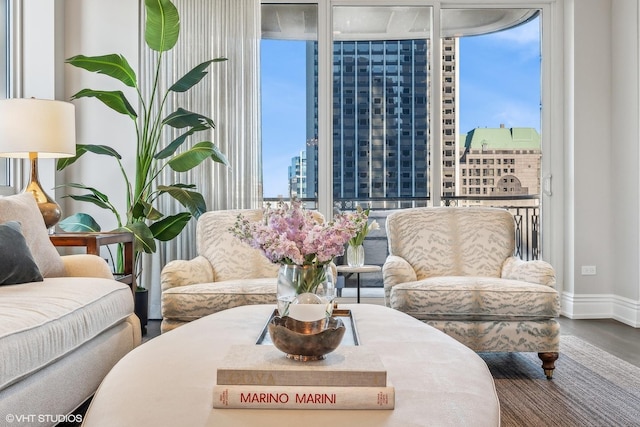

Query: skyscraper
left=305, top=38, right=458, bottom=206
left=288, top=150, right=307, bottom=198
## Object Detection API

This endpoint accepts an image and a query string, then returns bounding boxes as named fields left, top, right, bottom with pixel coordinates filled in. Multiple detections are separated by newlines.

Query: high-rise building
left=330, top=39, right=429, bottom=204
left=288, top=150, right=307, bottom=198
left=306, top=38, right=458, bottom=206
left=441, top=38, right=459, bottom=198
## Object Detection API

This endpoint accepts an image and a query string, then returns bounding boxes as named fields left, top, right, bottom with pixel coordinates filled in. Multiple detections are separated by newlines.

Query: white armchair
left=161, top=209, right=279, bottom=333
left=383, top=207, right=560, bottom=378
left=161, top=208, right=336, bottom=333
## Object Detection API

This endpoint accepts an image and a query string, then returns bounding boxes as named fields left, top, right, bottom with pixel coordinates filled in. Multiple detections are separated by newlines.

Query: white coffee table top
left=83, top=304, right=500, bottom=427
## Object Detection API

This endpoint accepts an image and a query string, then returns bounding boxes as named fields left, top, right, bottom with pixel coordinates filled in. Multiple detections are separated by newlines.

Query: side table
left=49, top=232, right=136, bottom=295
left=335, top=265, right=382, bottom=303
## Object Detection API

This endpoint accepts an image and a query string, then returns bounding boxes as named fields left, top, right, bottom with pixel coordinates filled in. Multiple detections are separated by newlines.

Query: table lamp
left=0, top=98, right=76, bottom=230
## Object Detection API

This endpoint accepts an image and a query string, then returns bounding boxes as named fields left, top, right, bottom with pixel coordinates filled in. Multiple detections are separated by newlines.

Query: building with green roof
left=458, top=125, right=541, bottom=202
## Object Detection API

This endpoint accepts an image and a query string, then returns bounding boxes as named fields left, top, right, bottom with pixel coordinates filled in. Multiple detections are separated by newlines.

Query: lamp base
left=24, top=184, right=61, bottom=231
left=24, top=153, right=62, bottom=231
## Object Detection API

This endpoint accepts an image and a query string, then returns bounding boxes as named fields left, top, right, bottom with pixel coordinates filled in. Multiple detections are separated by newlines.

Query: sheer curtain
left=140, top=0, right=262, bottom=319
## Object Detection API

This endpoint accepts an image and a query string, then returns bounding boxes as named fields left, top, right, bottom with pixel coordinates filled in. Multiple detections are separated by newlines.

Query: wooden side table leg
left=124, top=240, right=135, bottom=293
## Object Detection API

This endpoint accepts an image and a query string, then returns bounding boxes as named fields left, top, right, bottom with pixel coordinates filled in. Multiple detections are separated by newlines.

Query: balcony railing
left=263, top=195, right=541, bottom=261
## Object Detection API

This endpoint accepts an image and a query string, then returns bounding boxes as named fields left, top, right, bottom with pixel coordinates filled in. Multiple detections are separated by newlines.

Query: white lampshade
left=0, top=98, right=76, bottom=158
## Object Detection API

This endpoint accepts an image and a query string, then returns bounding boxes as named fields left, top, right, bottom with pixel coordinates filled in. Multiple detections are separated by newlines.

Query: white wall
left=611, top=0, right=640, bottom=322
left=568, top=0, right=614, bottom=294
left=562, top=0, right=640, bottom=326
left=61, top=0, right=139, bottom=232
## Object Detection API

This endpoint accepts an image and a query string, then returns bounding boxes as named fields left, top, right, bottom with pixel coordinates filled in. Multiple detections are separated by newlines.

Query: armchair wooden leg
left=538, top=352, right=559, bottom=379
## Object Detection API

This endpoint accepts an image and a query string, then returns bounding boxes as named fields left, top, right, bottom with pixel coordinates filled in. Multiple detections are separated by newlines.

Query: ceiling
left=262, top=5, right=539, bottom=41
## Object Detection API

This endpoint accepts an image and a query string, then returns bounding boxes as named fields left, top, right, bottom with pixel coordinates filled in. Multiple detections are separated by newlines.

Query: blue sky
left=458, top=18, right=541, bottom=134
left=261, top=17, right=541, bottom=197
left=261, top=41, right=308, bottom=197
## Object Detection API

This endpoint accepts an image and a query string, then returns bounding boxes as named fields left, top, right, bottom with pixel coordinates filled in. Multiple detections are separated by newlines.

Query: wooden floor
left=144, top=296, right=640, bottom=368
left=558, top=316, right=640, bottom=368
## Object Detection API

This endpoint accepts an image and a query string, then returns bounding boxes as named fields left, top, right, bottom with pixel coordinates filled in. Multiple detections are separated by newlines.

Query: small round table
left=336, top=265, right=382, bottom=303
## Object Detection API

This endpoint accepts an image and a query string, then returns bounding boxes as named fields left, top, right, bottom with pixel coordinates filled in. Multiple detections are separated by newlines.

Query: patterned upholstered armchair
left=382, top=207, right=560, bottom=378
left=160, top=209, right=279, bottom=333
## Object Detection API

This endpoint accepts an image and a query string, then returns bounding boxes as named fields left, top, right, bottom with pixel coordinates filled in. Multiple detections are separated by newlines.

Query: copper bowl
left=268, top=316, right=346, bottom=361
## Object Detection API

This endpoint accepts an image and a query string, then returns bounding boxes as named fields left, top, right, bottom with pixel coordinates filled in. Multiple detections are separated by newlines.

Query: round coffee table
left=82, top=304, right=500, bottom=426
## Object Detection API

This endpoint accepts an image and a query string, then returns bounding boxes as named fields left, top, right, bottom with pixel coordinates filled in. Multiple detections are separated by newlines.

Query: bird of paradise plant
left=56, top=0, right=228, bottom=280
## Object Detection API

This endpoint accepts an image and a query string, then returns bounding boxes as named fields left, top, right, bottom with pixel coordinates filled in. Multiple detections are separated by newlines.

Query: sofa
left=382, top=207, right=560, bottom=378
left=0, top=193, right=141, bottom=425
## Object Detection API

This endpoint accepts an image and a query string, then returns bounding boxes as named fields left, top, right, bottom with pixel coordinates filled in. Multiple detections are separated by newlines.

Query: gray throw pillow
left=0, top=193, right=65, bottom=277
left=0, top=221, right=44, bottom=285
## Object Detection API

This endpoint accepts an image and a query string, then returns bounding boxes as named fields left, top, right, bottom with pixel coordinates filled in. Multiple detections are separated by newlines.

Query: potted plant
left=57, top=0, right=228, bottom=325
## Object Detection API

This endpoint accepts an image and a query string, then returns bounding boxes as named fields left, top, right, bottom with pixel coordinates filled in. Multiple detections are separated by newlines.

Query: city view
left=261, top=7, right=542, bottom=264
left=263, top=10, right=540, bottom=203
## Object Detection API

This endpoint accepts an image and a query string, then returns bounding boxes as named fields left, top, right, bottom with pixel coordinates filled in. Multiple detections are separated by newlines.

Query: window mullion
left=317, top=0, right=333, bottom=218
left=431, top=2, right=442, bottom=207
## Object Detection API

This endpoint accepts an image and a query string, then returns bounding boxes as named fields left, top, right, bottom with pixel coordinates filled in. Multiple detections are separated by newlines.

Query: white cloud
left=487, top=18, right=539, bottom=46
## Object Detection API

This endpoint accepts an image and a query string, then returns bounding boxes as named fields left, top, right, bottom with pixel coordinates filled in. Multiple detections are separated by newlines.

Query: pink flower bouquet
left=230, top=199, right=367, bottom=267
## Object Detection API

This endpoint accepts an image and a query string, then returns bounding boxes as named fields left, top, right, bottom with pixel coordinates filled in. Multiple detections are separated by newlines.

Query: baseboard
left=561, top=292, right=640, bottom=327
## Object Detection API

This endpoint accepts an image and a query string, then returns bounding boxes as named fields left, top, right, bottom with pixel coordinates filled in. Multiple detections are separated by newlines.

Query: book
left=216, top=345, right=387, bottom=387
left=212, top=383, right=395, bottom=410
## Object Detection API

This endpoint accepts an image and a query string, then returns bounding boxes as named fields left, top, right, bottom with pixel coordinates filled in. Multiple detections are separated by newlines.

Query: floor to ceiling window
left=330, top=6, right=431, bottom=210
left=261, top=4, right=318, bottom=206
left=261, top=1, right=545, bottom=260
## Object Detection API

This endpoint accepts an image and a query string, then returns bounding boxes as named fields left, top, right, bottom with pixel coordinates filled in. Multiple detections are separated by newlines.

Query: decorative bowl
left=268, top=315, right=346, bottom=361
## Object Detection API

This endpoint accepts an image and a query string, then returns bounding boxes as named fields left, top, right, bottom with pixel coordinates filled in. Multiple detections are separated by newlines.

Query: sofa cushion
left=0, top=277, right=134, bottom=391
left=390, top=276, right=560, bottom=321
left=162, top=278, right=276, bottom=321
left=0, top=221, right=43, bottom=285
left=0, top=193, right=65, bottom=277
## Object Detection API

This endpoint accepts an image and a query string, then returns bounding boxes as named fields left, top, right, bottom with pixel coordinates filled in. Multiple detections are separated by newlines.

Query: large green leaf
left=57, top=182, right=111, bottom=205
left=80, top=144, right=123, bottom=158
left=154, top=132, right=189, bottom=160
left=169, top=58, right=227, bottom=93
left=163, top=108, right=214, bottom=129
left=57, top=144, right=122, bottom=170
left=149, top=212, right=191, bottom=241
left=65, top=194, right=112, bottom=211
left=154, top=127, right=204, bottom=160
left=168, top=141, right=228, bottom=172
left=131, top=200, right=164, bottom=221
left=145, top=0, right=180, bottom=52
left=58, top=213, right=102, bottom=233
left=66, top=54, right=137, bottom=88
left=71, top=89, right=137, bottom=119
left=116, top=222, right=156, bottom=254
left=157, top=185, right=206, bottom=217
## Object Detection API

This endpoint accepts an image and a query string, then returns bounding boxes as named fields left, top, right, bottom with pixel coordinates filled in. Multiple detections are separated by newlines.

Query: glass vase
left=277, top=264, right=336, bottom=321
left=347, top=244, right=365, bottom=267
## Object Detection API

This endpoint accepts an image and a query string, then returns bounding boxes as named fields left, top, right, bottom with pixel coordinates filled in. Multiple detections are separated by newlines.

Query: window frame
left=0, top=0, right=19, bottom=195
left=260, top=0, right=563, bottom=269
